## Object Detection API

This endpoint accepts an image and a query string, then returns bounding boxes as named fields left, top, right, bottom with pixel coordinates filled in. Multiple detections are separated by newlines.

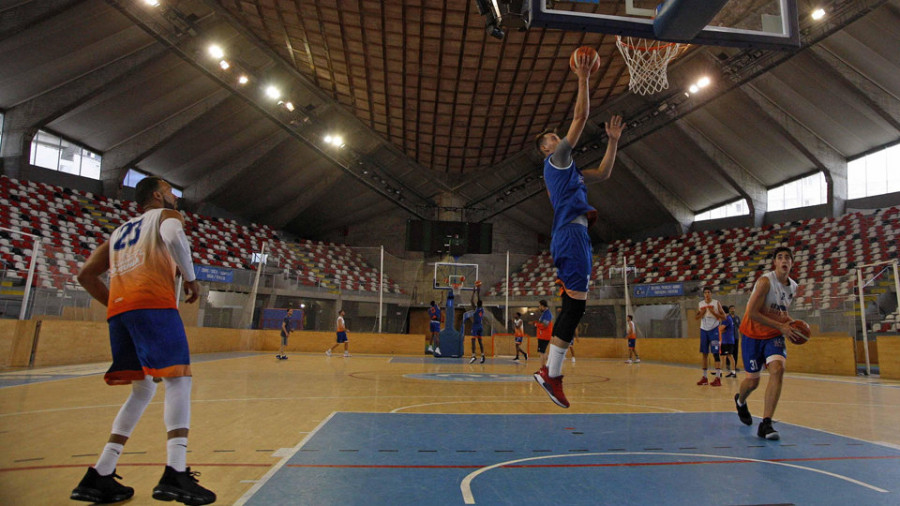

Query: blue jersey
left=473, top=307, right=484, bottom=327
left=543, top=154, right=597, bottom=236
left=428, top=306, right=441, bottom=321
left=540, top=309, right=552, bottom=325
left=720, top=315, right=735, bottom=344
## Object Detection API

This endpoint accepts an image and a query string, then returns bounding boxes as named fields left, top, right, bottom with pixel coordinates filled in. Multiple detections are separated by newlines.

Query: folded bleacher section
left=0, top=176, right=403, bottom=295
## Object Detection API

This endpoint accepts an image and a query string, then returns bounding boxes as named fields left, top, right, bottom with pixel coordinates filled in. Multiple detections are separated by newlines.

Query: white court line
left=390, top=400, right=683, bottom=414
left=459, top=451, right=890, bottom=504
left=233, top=411, right=337, bottom=506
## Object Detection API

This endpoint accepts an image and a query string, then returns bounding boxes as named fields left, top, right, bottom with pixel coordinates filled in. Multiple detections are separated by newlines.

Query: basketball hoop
left=615, top=36, right=687, bottom=95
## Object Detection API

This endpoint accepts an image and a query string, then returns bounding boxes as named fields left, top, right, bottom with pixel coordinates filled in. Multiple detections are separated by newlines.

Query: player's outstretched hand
left=575, top=53, right=593, bottom=80
left=184, top=280, right=200, bottom=304
left=606, top=115, right=625, bottom=141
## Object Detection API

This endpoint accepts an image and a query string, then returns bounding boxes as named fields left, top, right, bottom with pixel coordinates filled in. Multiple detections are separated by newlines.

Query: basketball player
left=277, top=308, right=293, bottom=360
left=533, top=300, right=553, bottom=366
left=468, top=282, right=486, bottom=364
left=625, top=314, right=640, bottom=363
left=326, top=309, right=350, bottom=357
left=71, top=176, right=215, bottom=505
left=735, top=247, right=804, bottom=440
left=427, top=300, right=442, bottom=356
left=512, top=312, right=528, bottom=361
left=696, top=287, right=726, bottom=386
left=727, top=305, right=741, bottom=371
left=532, top=50, right=625, bottom=408
left=719, top=307, right=737, bottom=377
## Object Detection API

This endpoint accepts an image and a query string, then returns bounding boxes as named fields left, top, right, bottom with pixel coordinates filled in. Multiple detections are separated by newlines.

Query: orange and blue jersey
left=536, top=309, right=553, bottom=341
left=739, top=271, right=798, bottom=340
left=107, top=208, right=178, bottom=320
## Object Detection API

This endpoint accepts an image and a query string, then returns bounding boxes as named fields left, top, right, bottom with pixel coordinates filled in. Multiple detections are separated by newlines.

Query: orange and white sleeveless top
left=337, top=316, right=347, bottom=332
left=626, top=321, right=636, bottom=339
left=739, top=271, right=797, bottom=340
left=107, top=208, right=178, bottom=319
left=514, top=317, right=524, bottom=337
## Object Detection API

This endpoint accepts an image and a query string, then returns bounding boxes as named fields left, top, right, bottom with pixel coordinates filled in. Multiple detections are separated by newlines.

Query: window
left=28, top=129, right=102, bottom=179
left=695, top=199, right=749, bottom=221
left=124, top=168, right=183, bottom=197
left=767, top=172, right=827, bottom=212
left=848, top=144, right=900, bottom=199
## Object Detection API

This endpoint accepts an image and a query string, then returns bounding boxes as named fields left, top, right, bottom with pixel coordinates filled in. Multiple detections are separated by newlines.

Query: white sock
left=716, top=368, right=722, bottom=378
left=702, top=369, right=708, bottom=377
left=547, top=344, right=568, bottom=378
left=167, top=437, right=188, bottom=472
left=94, top=442, right=124, bottom=476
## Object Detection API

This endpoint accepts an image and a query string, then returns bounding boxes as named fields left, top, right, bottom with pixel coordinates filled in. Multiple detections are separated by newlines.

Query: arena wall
left=877, top=336, right=900, bottom=380
left=0, top=319, right=858, bottom=376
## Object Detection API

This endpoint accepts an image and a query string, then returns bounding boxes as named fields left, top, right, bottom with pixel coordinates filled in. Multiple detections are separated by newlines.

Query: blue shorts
left=471, top=325, right=483, bottom=338
left=430, top=320, right=440, bottom=333
left=515, top=335, right=524, bottom=344
left=628, top=338, right=636, bottom=348
left=336, top=331, right=348, bottom=343
left=281, top=332, right=289, bottom=346
left=700, top=328, right=720, bottom=354
left=550, top=223, right=593, bottom=294
left=741, top=334, right=787, bottom=373
left=106, top=308, right=191, bottom=385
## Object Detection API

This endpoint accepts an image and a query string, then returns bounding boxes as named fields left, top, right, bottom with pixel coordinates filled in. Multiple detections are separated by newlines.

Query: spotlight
left=208, top=44, right=224, bottom=59
left=238, top=75, right=249, bottom=85
left=332, top=135, right=343, bottom=146
left=265, top=85, right=281, bottom=100
left=218, top=60, right=230, bottom=70
left=689, top=84, right=699, bottom=94
left=143, top=0, right=160, bottom=6
left=811, top=8, right=826, bottom=20
left=284, top=102, right=295, bottom=111
left=324, top=135, right=333, bottom=144
left=697, top=76, right=711, bottom=88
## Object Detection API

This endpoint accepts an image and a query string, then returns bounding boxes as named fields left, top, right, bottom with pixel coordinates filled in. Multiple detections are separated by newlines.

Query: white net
left=615, top=36, right=687, bottom=95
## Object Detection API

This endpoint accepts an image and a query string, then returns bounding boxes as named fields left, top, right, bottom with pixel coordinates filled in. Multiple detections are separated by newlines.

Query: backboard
left=433, top=262, right=480, bottom=292
left=525, top=0, right=800, bottom=49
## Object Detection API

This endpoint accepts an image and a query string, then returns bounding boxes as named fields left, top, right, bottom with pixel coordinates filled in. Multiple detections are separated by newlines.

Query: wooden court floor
left=2, top=352, right=899, bottom=505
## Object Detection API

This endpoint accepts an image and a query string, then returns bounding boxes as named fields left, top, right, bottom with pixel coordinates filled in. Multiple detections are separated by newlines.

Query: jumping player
left=735, top=247, right=804, bottom=440
left=513, top=312, right=528, bottom=361
left=625, top=314, right=640, bottom=363
left=326, top=309, right=350, bottom=357
left=468, top=282, right=486, bottom=364
left=71, top=176, right=215, bottom=505
left=532, top=50, right=625, bottom=408
left=427, top=300, right=442, bottom=356
left=696, top=287, right=726, bottom=386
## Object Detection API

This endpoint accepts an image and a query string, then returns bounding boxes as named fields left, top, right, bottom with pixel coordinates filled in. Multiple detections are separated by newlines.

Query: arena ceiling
left=1, top=0, right=899, bottom=245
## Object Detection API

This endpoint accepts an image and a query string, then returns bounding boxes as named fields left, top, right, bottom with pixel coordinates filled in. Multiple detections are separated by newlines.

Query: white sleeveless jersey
left=740, top=271, right=798, bottom=339
left=698, top=298, right=722, bottom=331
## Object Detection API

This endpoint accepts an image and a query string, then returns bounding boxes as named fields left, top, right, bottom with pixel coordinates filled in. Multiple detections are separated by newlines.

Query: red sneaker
left=533, top=366, right=570, bottom=408
left=710, top=377, right=722, bottom=387
left=697, top=376, right=709, bottom=386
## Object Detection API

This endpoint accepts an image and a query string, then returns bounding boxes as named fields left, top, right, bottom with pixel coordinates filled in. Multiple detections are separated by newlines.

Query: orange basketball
left=474, top=280, right=482, bottom=287
left=569, top=46, right=601, bottom=73
left=788, top=320, right=811, bottom=345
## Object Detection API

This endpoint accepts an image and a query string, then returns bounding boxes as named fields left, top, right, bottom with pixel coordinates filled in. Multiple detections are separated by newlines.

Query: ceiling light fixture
left=218, top=60, right=230, bottom=70
left=265, top=85, right=281, bottom=100
left=811, top=8, right=826, bottom=20
left=238, top=75, right=249, bottom=85
left=208, top=44, right=224, bottom=59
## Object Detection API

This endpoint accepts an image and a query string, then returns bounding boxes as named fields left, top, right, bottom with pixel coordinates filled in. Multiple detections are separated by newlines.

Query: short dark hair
left=534, top=129, right=555, bottom=152
left=516, top=312, right=521, bottom=317
left=430, top=300, right=435, bottom=306
left=477, top=300, right=483, bottom=307
left=703, top=287, right=712, bottom=293
left=539, top=299, right=548, bottom=307
left=627, top=314, right=633, bottom=320
left=772, top=246, right=793, bottom=261
left=135, top=176, right=165, bottom=207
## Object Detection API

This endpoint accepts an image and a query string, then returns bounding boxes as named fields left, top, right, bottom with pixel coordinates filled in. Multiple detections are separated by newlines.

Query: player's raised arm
left=583, top=115, right=625, bottom=184
left=563, top=52, right=594, bottom=149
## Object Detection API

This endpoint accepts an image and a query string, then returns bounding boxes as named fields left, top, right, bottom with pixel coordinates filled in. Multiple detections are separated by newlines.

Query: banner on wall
left=194, top=265, right=234, bottom=283
left=633, top=283, right=684, bottom=298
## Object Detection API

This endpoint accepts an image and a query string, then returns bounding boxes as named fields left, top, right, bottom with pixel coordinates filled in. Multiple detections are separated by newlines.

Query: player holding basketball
left=735, top=247, right=805, bottom=440
left=625, top=314, right=640, bottom=363
left=513, top=312, right=528, bottom=361
left=326, top=309, right=350, bottom=357
left=71, top=176, right=215, bottom=505
left=468, top=282, right=486, bottom=364
left=532, top=49, right=625, bottom=408
left=696, top=287, right=726, bottom=386
left=427, top=300, right=442, bottom=356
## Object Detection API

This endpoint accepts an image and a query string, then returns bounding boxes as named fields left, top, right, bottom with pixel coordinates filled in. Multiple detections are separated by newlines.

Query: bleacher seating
left=0, top=176, right=404, bottom=294
left=489, top=207, right=900, bottom=307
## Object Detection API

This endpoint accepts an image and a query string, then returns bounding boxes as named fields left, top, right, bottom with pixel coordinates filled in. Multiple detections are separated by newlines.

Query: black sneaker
left=480, top=355, right=485, bottom=364
left=523, top=352, right=528, bottom=360
left=70, top=467, right=134, bottom=503
left=735, top=394, right=752, bottom=426
left=757, top=418, right=780, bottom=440
left=152, top=466, right=216, bottom=505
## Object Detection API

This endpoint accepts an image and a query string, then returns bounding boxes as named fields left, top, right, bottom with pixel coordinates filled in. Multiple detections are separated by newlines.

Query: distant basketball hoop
left=615, top=36, right=687, bottom=95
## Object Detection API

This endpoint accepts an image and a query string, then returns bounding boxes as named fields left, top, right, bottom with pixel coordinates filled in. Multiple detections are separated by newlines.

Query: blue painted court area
left=246, top=412, right=900, bottom=505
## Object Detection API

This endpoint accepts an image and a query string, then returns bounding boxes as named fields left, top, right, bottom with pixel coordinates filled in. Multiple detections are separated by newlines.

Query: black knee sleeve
left=553, top=293, right=586, bottom=344
left=713, top=353, right=721, bottom=361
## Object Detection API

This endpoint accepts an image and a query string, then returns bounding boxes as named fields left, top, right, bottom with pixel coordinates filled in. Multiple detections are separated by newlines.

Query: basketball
left=475, top=280, right=482, bottom=287
left=788, top=320, right=811, bottom=345
left=569, top=46, right=601, bottom=73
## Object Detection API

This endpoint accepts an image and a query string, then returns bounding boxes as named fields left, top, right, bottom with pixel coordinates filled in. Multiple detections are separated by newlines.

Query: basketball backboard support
left=524, top=0, right=800, bottom=50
